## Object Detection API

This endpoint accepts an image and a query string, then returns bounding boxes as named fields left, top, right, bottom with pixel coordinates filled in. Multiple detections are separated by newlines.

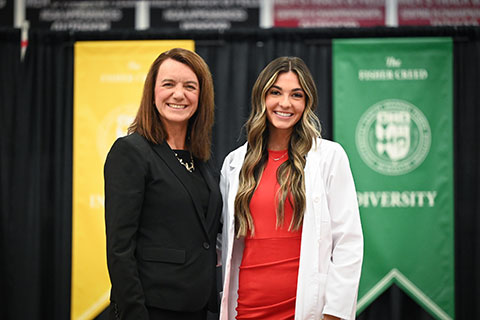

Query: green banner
left=333, top=38, right=454, bottom=320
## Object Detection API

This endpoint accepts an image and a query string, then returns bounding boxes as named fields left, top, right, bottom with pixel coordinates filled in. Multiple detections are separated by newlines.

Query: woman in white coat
left=219, top=56, right=363, bottom=320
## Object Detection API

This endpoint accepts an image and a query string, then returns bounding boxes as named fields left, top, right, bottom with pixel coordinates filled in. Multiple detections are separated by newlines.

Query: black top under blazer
left=104, top=132, right=222, bottom=320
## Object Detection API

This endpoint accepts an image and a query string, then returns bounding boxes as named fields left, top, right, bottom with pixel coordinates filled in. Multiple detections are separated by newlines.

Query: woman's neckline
left=268, top=149, right=288, bottom=154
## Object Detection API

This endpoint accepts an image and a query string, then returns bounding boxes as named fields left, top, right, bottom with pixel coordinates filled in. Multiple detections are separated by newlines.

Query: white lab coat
left=218, top=138, right=363, bottom=320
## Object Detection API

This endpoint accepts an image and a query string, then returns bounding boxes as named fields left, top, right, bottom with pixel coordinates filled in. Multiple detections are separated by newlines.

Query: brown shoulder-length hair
left=128, top=47, right=215, bottom=161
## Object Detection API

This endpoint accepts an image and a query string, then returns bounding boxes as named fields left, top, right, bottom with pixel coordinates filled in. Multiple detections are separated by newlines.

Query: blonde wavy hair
left=234, top=57, right=321, bottom=237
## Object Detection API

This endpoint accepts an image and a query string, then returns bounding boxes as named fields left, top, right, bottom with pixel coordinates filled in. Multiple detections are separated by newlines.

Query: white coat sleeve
left=217, top=154, right=234, bottom=271
left=322, top=144, right=364, bottom=320
left=216, top=158, right=228, bottom=267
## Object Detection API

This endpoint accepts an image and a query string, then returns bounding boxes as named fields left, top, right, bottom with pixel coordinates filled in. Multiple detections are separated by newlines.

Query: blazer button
left=203, top=242, right=210, bottom=250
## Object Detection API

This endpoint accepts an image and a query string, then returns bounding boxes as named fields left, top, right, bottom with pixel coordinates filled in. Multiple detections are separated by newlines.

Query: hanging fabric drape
left=0, top=27, right=21, bottom=320
left=1, top=30, right=74, bottom=320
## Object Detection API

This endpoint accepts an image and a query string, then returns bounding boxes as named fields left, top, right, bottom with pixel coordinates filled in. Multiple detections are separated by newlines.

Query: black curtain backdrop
left=0, top=27, right=21, bottom=320
left=1, top=30, right=74, bottom=320
left=0, top=26, right=478, bottom=320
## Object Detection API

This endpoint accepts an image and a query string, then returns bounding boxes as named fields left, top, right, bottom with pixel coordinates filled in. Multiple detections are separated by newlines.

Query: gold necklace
left=174, top=152, right=194, bottom=172
left=272, top=152, right=288, bottom=161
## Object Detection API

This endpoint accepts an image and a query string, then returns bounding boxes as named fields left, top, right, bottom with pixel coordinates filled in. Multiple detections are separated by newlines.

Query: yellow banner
left=72, top=40, right=195, bottom=320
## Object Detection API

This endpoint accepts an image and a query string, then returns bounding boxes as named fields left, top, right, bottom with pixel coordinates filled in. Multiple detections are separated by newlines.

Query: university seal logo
left=355, top=99, right=431, bottom=175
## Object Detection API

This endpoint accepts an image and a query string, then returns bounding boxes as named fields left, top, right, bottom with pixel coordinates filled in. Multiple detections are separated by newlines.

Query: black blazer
left=104, top=132, right=222, bottom=320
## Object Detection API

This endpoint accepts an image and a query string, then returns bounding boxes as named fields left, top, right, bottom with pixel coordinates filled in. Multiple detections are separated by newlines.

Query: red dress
left=236, top=150, right=302, bottom=320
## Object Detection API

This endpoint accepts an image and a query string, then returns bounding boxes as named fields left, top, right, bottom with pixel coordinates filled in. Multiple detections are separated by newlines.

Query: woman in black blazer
left=104, top=48, right=222, bottom=320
